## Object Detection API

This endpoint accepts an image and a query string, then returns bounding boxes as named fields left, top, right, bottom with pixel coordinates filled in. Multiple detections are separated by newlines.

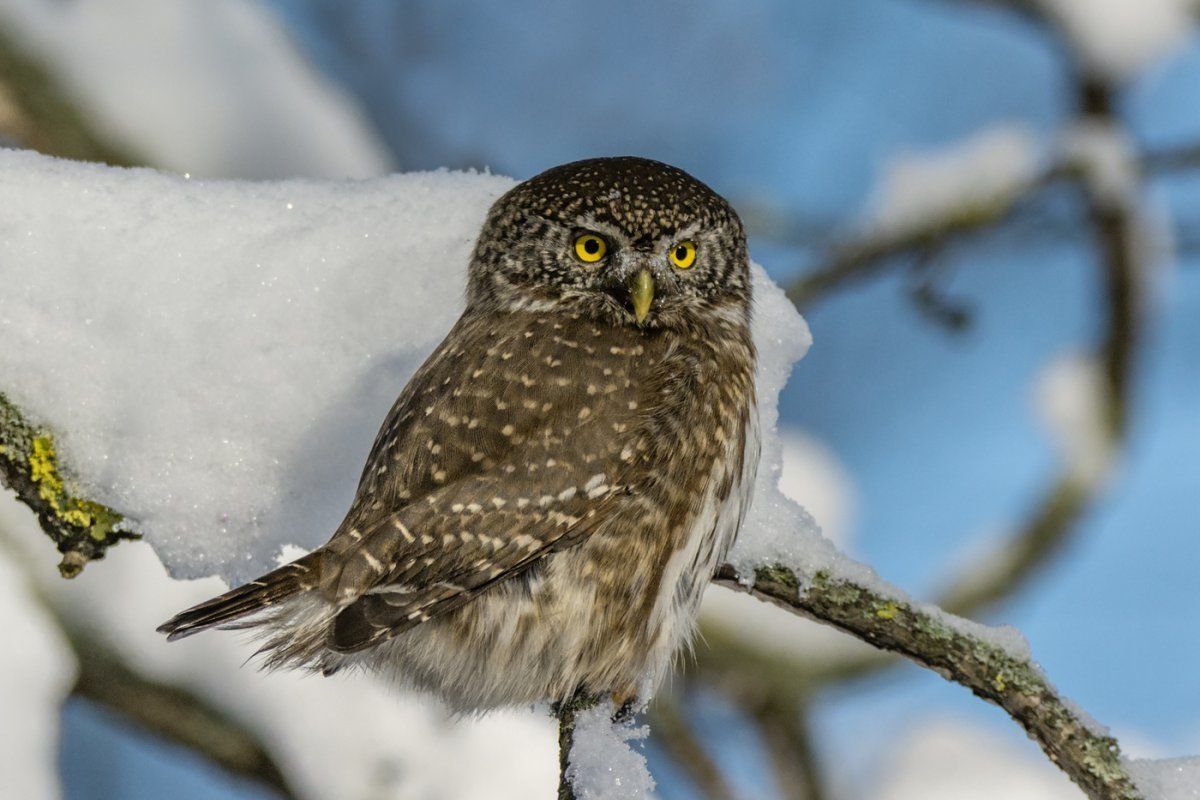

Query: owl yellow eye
left=669, top=240, right=697, bottom=269
left=574, top=233, right=607, bottom=263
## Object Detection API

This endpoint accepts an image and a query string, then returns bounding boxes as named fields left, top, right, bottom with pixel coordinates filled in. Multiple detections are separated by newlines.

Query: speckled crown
left=493, top=157, right=741, bottom=245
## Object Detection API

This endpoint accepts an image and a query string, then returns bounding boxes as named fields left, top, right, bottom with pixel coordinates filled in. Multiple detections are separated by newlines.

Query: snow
left=870, top=717, right=1083, bottom=800
left=1035, top=352, right=1116, bottom=485
left=1036, top=0, right=1195, bottom=81
left=1128, top=757, right=1200, bottom=799
left=863, top=126, right=1042, bottom=234
left=0, top=492, right=558, bottom=800
left=0, top=149, right=504, bottom=581
left=0, top=0, right=392, bottom=179
left=774, top=429, right=858, bottom=548
left=700, top=428, right=870, bottom=663
left=0, top=146, right=825, bottom=593
left=1060, top=122, right=1141, bottom=208
left=566, top=701, right=656, bottom=800
left=0, top=533, right=78, bottom=800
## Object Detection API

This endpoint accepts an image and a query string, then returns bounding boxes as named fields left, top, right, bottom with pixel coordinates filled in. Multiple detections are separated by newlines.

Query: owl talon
left=611, top=694, right=639, bottom=723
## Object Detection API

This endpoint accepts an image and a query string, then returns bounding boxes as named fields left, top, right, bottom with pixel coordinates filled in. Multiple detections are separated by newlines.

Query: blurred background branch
left=0, top=24, right=139, bottom=165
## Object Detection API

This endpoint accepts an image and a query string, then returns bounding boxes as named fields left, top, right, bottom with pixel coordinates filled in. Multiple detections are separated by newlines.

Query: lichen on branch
left=713, top=561, right=1143, bottom=800
left=0, top=392, right=134, bottom=577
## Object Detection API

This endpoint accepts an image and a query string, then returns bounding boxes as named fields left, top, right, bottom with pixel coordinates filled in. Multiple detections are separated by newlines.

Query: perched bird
left=158, top=157, right=759, bottom=712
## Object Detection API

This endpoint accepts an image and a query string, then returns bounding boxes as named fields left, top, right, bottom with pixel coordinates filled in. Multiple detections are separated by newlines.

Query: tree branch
left=70, top=632, right=301, bottom=800
left=785, top=162, right=1075, bottom=307
left=0, top=522, right=300, bottom=800
left=0, top=24, right=140, bottom=166
left=0, top=393, right=136, bottom=576
left=750, top=699, right=827, bottom=800
left=648, top=694, right=736, bottom=800
left=713, top=563, right=1142, bottom=800
left=552, top=691, right=597, bottom=800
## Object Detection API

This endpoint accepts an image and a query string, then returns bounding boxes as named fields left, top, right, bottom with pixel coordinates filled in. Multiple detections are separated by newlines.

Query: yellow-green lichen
left=27, top=434, right=121, bottom=540
left=875, top=601, right=900, bottom=620
left=30, top=436, right=63, bottom=501
left=993, top=672, right=1007, bottom=692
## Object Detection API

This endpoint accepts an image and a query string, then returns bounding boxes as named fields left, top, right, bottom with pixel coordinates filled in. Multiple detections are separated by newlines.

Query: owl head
left=468, top=157, right=751, bottom=330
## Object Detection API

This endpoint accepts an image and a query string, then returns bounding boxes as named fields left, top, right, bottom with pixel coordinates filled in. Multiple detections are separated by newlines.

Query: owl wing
left=315, top=311, right=652, bottom=652
left=322, top=476, right=626, bottom=652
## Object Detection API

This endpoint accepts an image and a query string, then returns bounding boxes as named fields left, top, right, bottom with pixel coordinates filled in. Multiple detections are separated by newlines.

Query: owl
left=158, top=157, right=759, bottom=712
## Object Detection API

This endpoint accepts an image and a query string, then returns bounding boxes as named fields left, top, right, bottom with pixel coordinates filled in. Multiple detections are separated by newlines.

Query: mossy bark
left=713, top=563, right=1143, bottom=800
left=0, top=393, right=136, bottom=576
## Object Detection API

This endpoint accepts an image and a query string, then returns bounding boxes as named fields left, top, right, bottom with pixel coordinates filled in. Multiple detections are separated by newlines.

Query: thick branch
left=714, top=563, right=1142, bottom=800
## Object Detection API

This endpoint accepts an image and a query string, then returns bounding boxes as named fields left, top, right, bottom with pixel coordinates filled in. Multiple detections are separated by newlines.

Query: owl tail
left=156, top=552, right=323, bottom=641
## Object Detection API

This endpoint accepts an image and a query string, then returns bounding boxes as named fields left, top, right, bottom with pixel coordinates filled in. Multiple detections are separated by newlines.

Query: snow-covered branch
left=713, top=563, right=1142, bottom=800
left=0, top=394, right=133, bottom=576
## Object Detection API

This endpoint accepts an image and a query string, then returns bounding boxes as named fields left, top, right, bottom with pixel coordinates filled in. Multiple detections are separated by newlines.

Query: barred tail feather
left=156, top=552, right=322, bottom=641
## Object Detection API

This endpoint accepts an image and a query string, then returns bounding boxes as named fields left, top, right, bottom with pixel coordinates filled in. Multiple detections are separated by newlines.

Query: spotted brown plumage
left=158, top=157, right=759, bottom=711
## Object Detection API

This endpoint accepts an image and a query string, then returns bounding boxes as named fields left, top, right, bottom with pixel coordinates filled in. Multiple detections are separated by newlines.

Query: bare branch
left=750, top=700, right=827, bottom=800
left=70, top=633, right=301, bottom=800
left=713, top=564, right=1142, bottom=800
left=0, top=523, right=300, bottom=800
left=649, top=694, right=737, bottom=800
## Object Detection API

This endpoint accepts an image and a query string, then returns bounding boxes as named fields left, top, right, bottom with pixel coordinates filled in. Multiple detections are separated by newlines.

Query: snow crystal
left=864, top=126, right=1042, bottom=234
left=0, top=0, right=391, bottom=179
left=0, top=534, right=77, bottom=800
left=567, top=701, right=656, bottom=800
left=1036, top=0, right=1194, bottom=81
left=1127, top=757, right=1200, bottom=799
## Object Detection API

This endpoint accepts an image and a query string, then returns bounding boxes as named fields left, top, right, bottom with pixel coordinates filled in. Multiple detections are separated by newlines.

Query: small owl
left=159, top=157, right=758, bottom=711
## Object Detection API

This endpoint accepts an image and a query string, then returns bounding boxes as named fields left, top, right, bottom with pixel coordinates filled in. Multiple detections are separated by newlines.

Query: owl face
left=468, top=157, right=751, bottom=329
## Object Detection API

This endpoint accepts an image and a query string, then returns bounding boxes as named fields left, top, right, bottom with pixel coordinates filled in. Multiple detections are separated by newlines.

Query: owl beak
left=630, top=269, right=654, bottom=323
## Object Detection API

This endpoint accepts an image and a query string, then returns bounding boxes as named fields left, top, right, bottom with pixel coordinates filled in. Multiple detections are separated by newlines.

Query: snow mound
left=0, top=492, right=557, bottom=800
left=0, top=148, right=818, bottom=588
